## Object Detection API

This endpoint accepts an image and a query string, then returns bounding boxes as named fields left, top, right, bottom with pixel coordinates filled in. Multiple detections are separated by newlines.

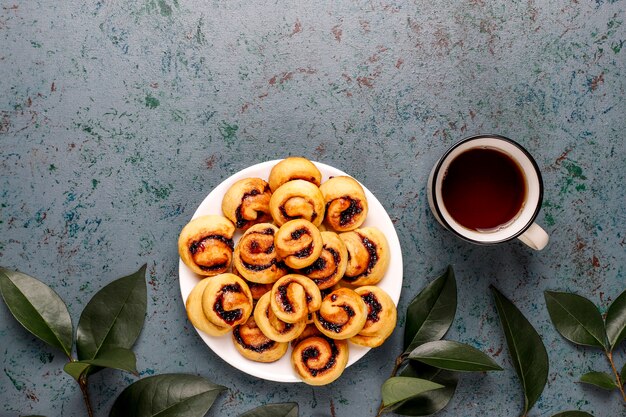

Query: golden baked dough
left=178, top=215, right=235, bottom=276
left=319, top=176, right=368, bottom=232
left=270, top=274, right=322, bottom=323
left=299, top=231, right=347, bottom=290
left=232, top=316, right=288, bottom=363
left=290, top=323, right=322, bottom=347
left=185, top=278, right=230, bottom=336
left=268, top=157, right=322, bottom=192
left=339, top=227, right=390, bottom=286
left=313, top=288, right=367, bottom=340
left=274, top=219, right=323, bottom=269
left=233, top=223, right=288, bottom=284
left=291, top=336, right=349, bottom=386
left=221, top=178, right=272, bottom=230
left=232, top=264, right=273, bottom=300
left=269, top=180, right=325, bottom=227
left=254, top=292, right=307, bottom=342
left=202, top=273, right=253, bottom=329
left=350, top=286, right=397, bottom=348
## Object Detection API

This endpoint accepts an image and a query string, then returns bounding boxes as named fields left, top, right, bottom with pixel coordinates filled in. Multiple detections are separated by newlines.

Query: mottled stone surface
left=1, top=1, right=625, bottom=416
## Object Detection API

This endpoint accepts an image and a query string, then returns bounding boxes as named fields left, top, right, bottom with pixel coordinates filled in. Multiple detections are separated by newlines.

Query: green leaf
left=0, top=268, right=73, bottom=358
left=551, top=412, right=595, bottom=417
left=77, top=265, right=147, bottom=361
left=109, top=373, right=226, bottom=417
left=605, top=289, right=626, bottom=351
left=239, top=402, right=298, bottom=417
left=408, top=340, right=503, bottom=372
left=491, top=285, right=548, bottom=416
left=394, top=363, right=458, bottom=416
left=64, top=361, right=91, bottom=381
left=64, top=347, right=138, bottom=381
left=381, top=377, right=445, bottom=409
left=544, top=291, right=607, bottom=349
left=404, top=266, right=457, bottom=353
left=579, top=371, right=618, bottom=391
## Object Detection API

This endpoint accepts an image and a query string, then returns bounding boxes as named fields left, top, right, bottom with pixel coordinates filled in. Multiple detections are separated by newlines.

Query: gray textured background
left=1, top=1, right=625, bottom=416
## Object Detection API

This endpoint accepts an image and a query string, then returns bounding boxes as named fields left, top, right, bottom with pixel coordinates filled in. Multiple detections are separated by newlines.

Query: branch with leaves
left=0, top=266, right=297, bottom=417
left=544, top=289, right=626, bottom=402
left=378, top=266, right=503, bottom=416
left=491, top=285, right=596, bottom=417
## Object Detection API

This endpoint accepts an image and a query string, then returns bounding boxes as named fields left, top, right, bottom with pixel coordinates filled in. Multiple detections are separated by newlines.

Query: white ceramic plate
left=179, top=160, right=403, bottom=383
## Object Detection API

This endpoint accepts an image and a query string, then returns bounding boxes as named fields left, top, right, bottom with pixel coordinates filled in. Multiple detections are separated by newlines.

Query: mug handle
left=517, top=223, right=549, bottom=250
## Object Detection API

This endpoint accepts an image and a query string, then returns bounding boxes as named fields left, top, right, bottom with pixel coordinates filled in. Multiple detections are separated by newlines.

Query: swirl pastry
left=202, top=273, right=253, bottom=329
left=269, top=157, right=322, bottom=192
left=350, top=286, right=397, bottom=348
left=233, top=223, right=288, bottom=284
left=232, top=316, right=288, bottom=363
left=185, top=278, right=230, bottom=336
left=275, top=219, right=323, bottom=269
left=290, top=323, right=322, bottom=347
left=313, top=288, right=367, bottom=339
left=340, top=227, right=390, bottom=286
left=299, top=231, right=347, bottom=290
left=291, top=336, right=349, bottom=386
left=269, top=180, right=325, bottom=227
left=270, top=274, right=322, bottom=323
left=319, top=176, right=369, bottom=232
left=254, top=292, right=307, bottom=342
left=221, top=178, right=272, bottom=230
left=178, top=215, right=235, bottom=276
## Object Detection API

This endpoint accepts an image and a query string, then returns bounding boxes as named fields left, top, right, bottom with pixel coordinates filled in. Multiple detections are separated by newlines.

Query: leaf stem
left=376, top=353, right=409, bottom=417
left=605, top=350, right=626, bottom=403
left=78, top=376, right=95, bottom=417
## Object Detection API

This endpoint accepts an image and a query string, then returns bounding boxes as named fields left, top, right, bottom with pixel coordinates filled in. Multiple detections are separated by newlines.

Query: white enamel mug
left=427, top=134, right=549, bottom=250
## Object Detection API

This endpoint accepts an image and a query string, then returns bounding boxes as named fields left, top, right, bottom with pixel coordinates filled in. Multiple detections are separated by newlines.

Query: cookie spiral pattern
left=274, top=219, right=323, bottom=269
left=232, top=316, right=288, bottom=363
left=270, top=274, right=322, bottom=323
left=299, top=231, right=347, bottom=290
left=202, top=273, right=253, bottom=329
left=268, top=157, right=322, bottom=192
left=313, top=288, right=367, bottom=340
left=269, top=180, right=325, bottom=227
left=291, top=336, right=349, bottom=386
left=185, top=278, right=230, bottom=336
left=254, top=292, right=307, bottom=342
left=222, top=178, right=272, bottom=230
left=350, top=286, right=397, bottom=348
left=340, top=227, right=390, bottom=286
left=319, top=176, right=369, bottom=232
left=178, top=215, right=235, bottom=276
left=233, top=223, right=288, bottom=284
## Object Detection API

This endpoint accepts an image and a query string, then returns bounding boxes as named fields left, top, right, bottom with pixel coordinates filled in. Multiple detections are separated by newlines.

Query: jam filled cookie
left=222, top=178, right=272, bottom=230
left=270, top=274, right=322, bottom=323
left=254, top=292, right=307, bottom=342
left=178, top=215, right=235, bottom=276
left=202, top=273, right=253, bottom=329
left=268, top=156, right=322, bottom=192
left=319, top=176, right=368, bottom=232
left=232, top=316, right=288, bottom=363
left=185, top=278, right=230, bottom=336
left=269, top=180, right=325, bottom=227
left=350, top=286, right=397, bottom=348
left=313, top=288, right=367, bottom=340
left=291, top=336, right=349, bottom=386
left=339, top=227, right=390, bottom=286
left=233, top=223, right=288, bottom=284
left=274, top=219, right=323, bottom=269
left=299, top=231, right=347, bottom=290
